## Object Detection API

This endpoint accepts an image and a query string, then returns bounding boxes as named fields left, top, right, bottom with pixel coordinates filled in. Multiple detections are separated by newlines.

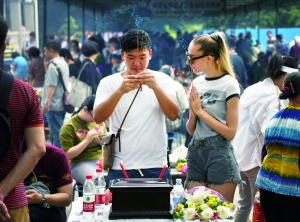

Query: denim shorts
left=186, top=135, right=242, bottom=186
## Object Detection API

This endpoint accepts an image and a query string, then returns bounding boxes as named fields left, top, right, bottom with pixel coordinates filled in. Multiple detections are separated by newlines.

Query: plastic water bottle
left=173, top=178, right=184, bottom=208
left=94, top=168, right=106, bottom=221
left=83, top=174, right=95, bottom=221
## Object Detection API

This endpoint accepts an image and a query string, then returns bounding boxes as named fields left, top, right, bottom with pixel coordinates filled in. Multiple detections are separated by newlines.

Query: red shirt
left=0, top=76, right=44, bottom=209
left=24, top=144, right=73, bottom=193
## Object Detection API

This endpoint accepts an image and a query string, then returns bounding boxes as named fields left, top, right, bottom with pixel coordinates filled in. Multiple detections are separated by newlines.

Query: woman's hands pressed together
left=189, top=85, right=203, bottom=117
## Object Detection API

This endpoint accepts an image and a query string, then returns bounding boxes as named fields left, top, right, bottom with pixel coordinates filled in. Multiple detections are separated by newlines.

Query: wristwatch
left=41, top=193, right=46, bottom=203
left=41, top=194, right=51, bottom=208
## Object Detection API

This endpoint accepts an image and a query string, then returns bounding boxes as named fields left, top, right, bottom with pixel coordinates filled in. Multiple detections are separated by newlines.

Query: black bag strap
left=0, top=69, right=14, bottom=165
left=115, top=85, right=142, bottom=152
left=0, top=69, right=14, bottom=109
left=50, top=62, right=67, bottom=92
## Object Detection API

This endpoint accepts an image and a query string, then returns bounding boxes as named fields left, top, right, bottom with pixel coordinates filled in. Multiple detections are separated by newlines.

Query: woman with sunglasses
left=59, top=95, right=107, bottom=185
left=185, top=32, right=241, bottom=202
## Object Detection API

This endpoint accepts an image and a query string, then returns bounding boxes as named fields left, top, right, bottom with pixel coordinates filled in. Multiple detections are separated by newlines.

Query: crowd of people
left=1, top=11, right=300, bottom=222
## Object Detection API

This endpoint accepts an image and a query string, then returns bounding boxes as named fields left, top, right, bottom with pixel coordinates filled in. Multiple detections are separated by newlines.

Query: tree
left=58, top=16, right=82, bottom=39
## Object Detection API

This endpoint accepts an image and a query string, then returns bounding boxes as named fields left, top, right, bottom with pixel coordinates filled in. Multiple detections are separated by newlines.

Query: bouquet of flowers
left=172, top=186, right=235, bottom=221
left=176, top=159, right=187, bottom=173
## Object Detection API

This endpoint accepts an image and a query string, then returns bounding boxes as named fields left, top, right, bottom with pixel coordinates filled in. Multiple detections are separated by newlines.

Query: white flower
left=183, top=208, right=196, bottom=220
left=185, top=188, right=211, bottom=205
left=201, top=208, right=214, bottom=220
left=200, top=203, right=209, bottom=210
left=217, top=205, right=231, bottom=219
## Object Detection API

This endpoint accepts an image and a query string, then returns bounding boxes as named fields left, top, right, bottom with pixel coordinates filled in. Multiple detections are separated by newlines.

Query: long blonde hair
left=192, top=32, right=236, bottom=78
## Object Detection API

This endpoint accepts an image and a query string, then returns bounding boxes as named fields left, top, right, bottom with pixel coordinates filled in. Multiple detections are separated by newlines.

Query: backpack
left=0, top=70, right=14, bottom=165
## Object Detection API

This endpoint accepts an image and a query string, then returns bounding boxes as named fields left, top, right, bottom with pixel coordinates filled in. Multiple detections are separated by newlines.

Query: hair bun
left=281, top=86, right=292, bottom=98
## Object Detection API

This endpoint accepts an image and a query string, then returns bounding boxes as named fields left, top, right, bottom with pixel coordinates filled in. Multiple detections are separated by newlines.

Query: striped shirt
left=28, top=58, right=45, bottom=87
left=256, top=105, right=300, bottom=196
left=0, top=73, right=44, bottom=209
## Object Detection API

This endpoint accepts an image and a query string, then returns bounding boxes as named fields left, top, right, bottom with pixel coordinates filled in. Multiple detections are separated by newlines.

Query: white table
left=68, top=198, right=233, bottom=222
left=68, top=197, right=173, bottom=222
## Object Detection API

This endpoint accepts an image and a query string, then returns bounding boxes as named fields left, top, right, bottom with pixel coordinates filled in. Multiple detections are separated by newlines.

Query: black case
left=109, top=178, right=173, bottom=219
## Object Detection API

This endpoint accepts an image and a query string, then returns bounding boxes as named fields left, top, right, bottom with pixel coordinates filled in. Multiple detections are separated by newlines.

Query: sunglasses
left=186, top=52, right=214, bottom=64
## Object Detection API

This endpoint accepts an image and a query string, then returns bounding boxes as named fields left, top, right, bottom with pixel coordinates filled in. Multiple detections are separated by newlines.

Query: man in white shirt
left=22, top=31, right=36, bottom=61
left=93, top=29, right=178, bottom=184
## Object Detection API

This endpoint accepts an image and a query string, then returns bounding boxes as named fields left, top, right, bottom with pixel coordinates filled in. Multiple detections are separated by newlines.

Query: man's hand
left=42, top=102, right=50, bottom=115
left=135, top=70, right=158, bottom=90
left=119, top=74, right=140, bottom=93
left=0, top=193, right=10, bottom=221
left=26, top=189, right=43, bottom=204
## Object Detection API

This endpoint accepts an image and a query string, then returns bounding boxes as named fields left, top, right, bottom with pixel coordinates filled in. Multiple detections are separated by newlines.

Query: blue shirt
left=12, top=56, right=28, bottom=78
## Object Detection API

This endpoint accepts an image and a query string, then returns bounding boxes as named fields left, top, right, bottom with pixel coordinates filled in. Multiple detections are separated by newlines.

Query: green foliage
left=164, top=22, right=203, bottom=38
left=58, top=16, right=82, bottom=37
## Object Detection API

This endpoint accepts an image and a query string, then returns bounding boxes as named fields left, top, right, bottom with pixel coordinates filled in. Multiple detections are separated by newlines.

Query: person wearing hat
left=78, top=40, right=102, bottom=94
left=289, top=35, right=300, bottom=63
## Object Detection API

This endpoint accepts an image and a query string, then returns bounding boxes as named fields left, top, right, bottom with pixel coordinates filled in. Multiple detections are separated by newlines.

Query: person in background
left=78, top=40, right=102, bottom=94
left=0, top=15, right=46, bottom=221
left=11, top=51, right=28, bottom=81
left=289, top=35, right=300, bottom=63
left=233, top=53, right=298, bottom=222
left=27, top=47, right=45, bottom=90
left=24, top=144, right=72, bottom=222
left=111, top=49, right=123, bottom=74
left=243, top=38, right=260, bottom=75
left=59, top=48, right=79, bottom=80
left=185, top=32, right=241, bottom=202
left=42, top=41, right=69, bottom=148
left=94, top=29, right=178, bottom=186
left=266, top=30, right=276, bottom=55
left=235, top=32, right=248, bottom=62
left=227, top=36, right=248, bottom=92
left=104, top=37, right=121, bottom=75
left=159, top=64, right=189, bottom=151
left=276, top=34, right=289, bottom=56
left=60, top=95, right=106, bottom=185
left=88, top=34, right=106, bottom=75
left=252, top=53, right=269, bottom=84
left=255, top=72, right=300, bottom=222
left=3, top=35, right=15, bottom=72
left=22, top=31, right=36, bottom=61
left=70, top=39, right=81, bottom=65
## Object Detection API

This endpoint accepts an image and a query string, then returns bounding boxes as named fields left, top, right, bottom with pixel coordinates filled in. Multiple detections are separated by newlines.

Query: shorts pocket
left=211, top=138, right=228, bottom=150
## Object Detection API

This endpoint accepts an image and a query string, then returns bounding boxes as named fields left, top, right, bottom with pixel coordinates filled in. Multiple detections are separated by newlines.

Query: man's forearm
left=44, top=192, right=72, bottom=207
left=0, top=127, right=45, bottom=197
left=45, top=86, right=56, bottom=103
left=94, top=89, right=124, bottom=124
left=0, top=147, right=45, bottom=197
left=46, top=184, right=72, bottom=207
left=153, top=86, right=178, bottom=121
